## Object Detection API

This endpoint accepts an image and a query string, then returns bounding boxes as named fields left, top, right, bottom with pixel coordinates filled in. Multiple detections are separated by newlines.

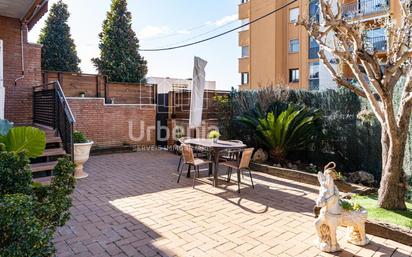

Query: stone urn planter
left=73, top=131, right=93, bottom=179
left=74, top=141, right=93, bottom=179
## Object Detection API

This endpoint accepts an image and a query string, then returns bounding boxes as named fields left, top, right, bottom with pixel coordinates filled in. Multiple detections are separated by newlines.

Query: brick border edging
left=366, top=220, right=412, bottom=246
left=250, top=162, right=372, bottom=193
left=250, top=162, right=412, bottom=246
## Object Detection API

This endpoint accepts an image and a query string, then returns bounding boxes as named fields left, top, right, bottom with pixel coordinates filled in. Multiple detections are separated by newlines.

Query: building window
left=241, top=18, right=249, bottom=31
left=289, top=69, right=299, bottom=83
left=240, top=0, right=249, bottom=3
left=309, top=62, right=319, bottom=79
left=309, top=0, right=320, bottom=22
left=289, top=8, right=299, bottom=23
left=289, top=39, right=300, bottom=53
left=308, top=62, right=319, bottom=90
left=241, top=46, right=249, bottom=57
left=241, top=72, right=249, bottom=85
left=308, top=37, right=319, bottom=59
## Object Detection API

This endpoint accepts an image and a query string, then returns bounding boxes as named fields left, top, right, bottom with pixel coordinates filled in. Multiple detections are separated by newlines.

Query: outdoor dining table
left=183, top=138, right=246, bottom=187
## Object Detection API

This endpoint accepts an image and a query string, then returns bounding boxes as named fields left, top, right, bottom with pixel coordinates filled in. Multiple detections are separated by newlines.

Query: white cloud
left=207, top=14, right=238, bottom=27
left=138, top=26, right=171, bottom=39
left=177, top=29, right=191, bottom=35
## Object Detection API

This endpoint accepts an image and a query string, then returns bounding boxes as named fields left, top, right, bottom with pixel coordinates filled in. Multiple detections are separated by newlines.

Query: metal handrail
left=55, top=81, right=76, bottom=123
left=33, top=81, right=75, bottom=161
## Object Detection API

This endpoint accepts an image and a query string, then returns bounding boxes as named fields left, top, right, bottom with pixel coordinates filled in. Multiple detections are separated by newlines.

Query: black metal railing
left=342, top=0, right=389, bottom=18
left=365, top=36, right=387, bottom=52
left=309, top=79, right=320, bottom=91
left=33, top=81, right=75, bottom=160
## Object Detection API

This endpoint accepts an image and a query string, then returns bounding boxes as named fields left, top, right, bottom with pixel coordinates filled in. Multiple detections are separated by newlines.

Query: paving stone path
left=54, top=152, right=412, bottom=257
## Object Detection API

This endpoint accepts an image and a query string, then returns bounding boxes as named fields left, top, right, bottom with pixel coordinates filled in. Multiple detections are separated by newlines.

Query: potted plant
left=79, top=92, right=86, bottom=97
left=73, top=131, right=93, bottom=179
left=208, top=130, right=220, bottom=143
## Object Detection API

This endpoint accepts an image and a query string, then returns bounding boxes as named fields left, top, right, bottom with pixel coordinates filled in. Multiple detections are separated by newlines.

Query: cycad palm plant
left=238, top=104, right=321, bottom=161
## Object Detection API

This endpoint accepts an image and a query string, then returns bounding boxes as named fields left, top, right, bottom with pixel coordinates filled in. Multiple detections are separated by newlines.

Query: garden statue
left=314, top=162, right=369, bottom=252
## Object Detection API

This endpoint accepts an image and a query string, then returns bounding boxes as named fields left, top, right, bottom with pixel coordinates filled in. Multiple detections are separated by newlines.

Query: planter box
left=250, top=162, right=412, bottom=245
left=366, top=220, right=412, bottom=246
left=250, top=162, right=373, bottom=194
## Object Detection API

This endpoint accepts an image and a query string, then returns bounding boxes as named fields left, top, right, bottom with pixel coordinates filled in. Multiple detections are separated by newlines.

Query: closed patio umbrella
left=189, top=56, right=208, bottom=129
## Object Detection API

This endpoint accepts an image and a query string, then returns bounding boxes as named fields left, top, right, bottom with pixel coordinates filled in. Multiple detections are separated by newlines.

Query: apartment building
left=238, top=0, right=393, bottom=90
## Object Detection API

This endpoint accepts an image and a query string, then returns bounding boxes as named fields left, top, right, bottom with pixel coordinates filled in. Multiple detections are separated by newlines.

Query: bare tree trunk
left=378, top=129, right=408, bottom=210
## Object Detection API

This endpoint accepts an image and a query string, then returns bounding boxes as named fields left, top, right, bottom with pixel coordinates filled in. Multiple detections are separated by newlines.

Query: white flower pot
left=73, top=141, right=93, bottom=179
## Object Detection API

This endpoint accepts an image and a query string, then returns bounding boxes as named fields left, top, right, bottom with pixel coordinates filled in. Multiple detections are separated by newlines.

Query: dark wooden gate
left=156, top=93, right=169, bottom=147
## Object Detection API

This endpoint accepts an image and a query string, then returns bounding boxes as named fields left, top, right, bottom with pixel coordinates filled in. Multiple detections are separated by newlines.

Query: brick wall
left=0, top=16, right=42, bottom=124
left=68, top=98, right=156, bottom=148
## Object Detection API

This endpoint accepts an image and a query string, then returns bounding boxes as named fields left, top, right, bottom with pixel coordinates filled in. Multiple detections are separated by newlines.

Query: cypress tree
left=92, top=0, right=148, bottom=83
left=38, top=0, right=81, bottom=72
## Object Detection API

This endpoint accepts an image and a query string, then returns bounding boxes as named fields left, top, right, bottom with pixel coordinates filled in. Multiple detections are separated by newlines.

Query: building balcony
left=238, top=57, right=249, bottom=73
left=342, top=0, right=390, bottom=19
left=239, top=0, right=250, bottom=20
left=239, top=30, right=249, bottom=46
left=365, top=36, right=387, bottom=52
left=309, top=79, right=320, bottom=91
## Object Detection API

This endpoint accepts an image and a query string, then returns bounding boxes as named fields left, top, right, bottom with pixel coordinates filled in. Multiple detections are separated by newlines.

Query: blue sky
left=29, top=0, right=240, bottom=90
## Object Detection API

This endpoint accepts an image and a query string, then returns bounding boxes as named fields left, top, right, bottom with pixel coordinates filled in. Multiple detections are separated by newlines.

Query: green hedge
left=0, top=194, right=54, bottom=257
left=226, top=88, right=382, bottom=177
left=0, top=152, right=75, bottom=256
left=0, top=153, right=32, bottom=195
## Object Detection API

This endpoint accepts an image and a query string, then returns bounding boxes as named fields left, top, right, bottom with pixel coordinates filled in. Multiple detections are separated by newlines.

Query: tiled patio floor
left=54, top=152, right=412, bottom=257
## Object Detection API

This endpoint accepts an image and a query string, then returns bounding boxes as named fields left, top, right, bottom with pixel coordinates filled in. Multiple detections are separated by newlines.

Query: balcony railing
left=342, top=0, right=389, bottom=19
left=309, top=79, right=320, bottom=91
left=365, top=36, right=387, bottom=52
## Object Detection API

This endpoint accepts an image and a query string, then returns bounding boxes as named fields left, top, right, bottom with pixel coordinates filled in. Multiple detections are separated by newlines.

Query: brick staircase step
left=30, top=161, right=59, bottom=173
left=41, top=148, right=66, bottom=158
left=32, top=176, right=54, bottom=185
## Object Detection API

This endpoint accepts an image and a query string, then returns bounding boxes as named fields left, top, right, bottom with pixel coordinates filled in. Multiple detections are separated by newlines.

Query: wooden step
left=33, top=176, right=54, bottom=185
left=30, top=161, right=58, bottom=173
left=41, top=148, right=66, bottom=158
left=33, top=123, right=54, bottom=132
left=46, top=136, right=61, bottom=144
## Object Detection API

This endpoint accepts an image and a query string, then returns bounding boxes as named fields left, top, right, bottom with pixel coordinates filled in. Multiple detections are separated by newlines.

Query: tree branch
left=318, top=50, right=366, bottom=97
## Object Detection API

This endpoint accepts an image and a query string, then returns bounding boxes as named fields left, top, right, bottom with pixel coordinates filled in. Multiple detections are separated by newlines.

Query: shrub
left=407, top=176, right=412, bottom=201
left=339, top=199, right=362, bottom=211
left=224, top=87, right=382, bottom=176
left=0, top=194, right=54, bottom=257
left=73, top=130, right=88, bottom=143
left=0, top=155, right=75, bottom=255
left=238, top=104, right=321, bottom=161
left=33, top=158, right=76, bottom=229
left=0, top=152, right=32, bottom=195
left=212, top=95, right=232, bottom=139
